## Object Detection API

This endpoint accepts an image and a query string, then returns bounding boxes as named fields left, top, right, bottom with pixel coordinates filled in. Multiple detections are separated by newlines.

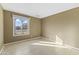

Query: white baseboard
left=5, top=37, right=42, bottom=45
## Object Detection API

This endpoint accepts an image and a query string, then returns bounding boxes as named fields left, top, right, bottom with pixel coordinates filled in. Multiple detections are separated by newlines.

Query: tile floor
left=1, top=37, right=79, bottom=55
left=1, top=37, right=48, bottom=55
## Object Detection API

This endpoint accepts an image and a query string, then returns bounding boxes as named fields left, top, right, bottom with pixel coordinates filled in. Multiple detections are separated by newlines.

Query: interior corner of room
left=1, top=3, right=79, bottom=55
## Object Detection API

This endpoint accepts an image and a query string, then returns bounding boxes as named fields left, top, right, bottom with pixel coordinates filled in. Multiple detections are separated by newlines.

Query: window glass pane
left=22, top=19, right=27, bottom=30
left=15, top=18, right=22, bottom=31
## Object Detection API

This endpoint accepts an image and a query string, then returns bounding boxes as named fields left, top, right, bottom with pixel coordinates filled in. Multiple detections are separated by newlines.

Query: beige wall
left=4, top=10, right=41, bottom=43
left=4, top=7, right=79, bottom=49
left=0, top=5, right=3, bottom=50
left=42, top=7, right=79, bottom=48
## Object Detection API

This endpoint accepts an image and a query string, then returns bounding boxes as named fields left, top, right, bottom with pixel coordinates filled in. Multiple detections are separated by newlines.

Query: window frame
left=13, top=14, right=30, bottom=36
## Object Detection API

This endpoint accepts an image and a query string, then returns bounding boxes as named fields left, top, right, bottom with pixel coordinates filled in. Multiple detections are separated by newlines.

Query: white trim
left=5, top=37, right=41, bottom=46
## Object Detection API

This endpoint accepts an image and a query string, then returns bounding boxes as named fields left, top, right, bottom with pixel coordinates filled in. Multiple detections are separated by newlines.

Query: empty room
left=1, top=3, right=79, bottom=55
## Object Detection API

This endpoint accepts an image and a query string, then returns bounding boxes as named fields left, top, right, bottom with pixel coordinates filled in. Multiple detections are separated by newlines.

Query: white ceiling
left=1, top=3, right=79, bottom=18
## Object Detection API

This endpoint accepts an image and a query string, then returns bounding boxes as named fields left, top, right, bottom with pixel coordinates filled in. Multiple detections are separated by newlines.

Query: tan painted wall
left=4, top=10, right=41, bottom=43
left=0, top=5, right=3, bottom=50
left=42, top=7, right=79, bottom=48
left=4, top=7, right=79, bottom=49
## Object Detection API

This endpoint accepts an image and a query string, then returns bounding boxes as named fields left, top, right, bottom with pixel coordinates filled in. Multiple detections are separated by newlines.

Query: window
left=13, top=14, right=30, bottom=36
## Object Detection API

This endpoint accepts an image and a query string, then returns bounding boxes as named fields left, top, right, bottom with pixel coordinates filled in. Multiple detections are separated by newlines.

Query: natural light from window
left=13, top=15, right=30, bottom=36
